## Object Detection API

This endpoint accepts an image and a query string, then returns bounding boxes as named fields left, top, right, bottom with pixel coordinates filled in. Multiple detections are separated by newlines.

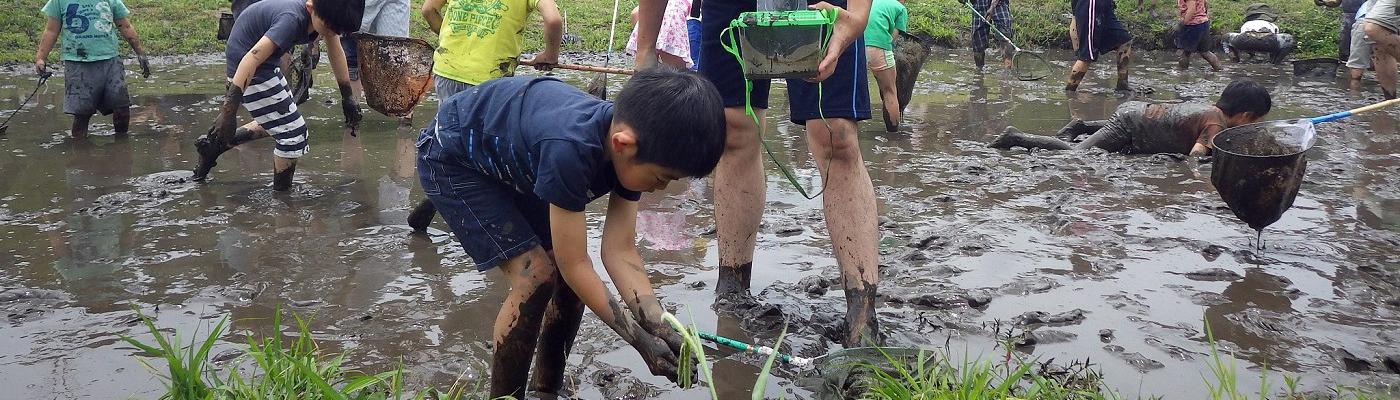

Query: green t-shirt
left=41, top=0, right=130, bottom=62
left=864, top=0, right=908, bottom=50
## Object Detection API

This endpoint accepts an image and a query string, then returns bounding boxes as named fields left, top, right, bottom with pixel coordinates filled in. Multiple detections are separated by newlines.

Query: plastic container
left=731, top=10, right=835, bottom=80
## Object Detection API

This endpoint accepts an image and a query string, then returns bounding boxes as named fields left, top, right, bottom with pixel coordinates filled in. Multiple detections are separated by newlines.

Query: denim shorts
left=416, top=126, right=551, bottom=271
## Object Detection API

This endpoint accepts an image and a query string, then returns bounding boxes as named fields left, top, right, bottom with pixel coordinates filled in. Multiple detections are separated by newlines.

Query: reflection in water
left=0, top=54, right=1398, bottom=399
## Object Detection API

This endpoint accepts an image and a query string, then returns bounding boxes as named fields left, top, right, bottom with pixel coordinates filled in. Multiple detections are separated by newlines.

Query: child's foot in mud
left=713, top=290, right=762, bottom=312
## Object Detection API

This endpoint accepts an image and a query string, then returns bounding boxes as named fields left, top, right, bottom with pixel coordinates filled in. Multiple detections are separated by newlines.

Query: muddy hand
left=35, top=60, right=47, bottom=77
left=808, top=2, right=864, bottom=82
left=138, top=55, right=151, bottom=78
left=208, top=85, right=243, bottom=142
left=635, top=333, right=681, bottom=382
left=342, top=98, right=362, bottom=136
left=527, top=53, right=558, bottom=71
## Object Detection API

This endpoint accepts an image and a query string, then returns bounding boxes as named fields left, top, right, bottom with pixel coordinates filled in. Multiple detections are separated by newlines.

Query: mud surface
left=1, top=51, right=1399, bottom=398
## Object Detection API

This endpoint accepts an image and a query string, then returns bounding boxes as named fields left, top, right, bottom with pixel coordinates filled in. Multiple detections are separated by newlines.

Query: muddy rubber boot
left=407, top=199, right=436, bottom=232
left=272, top=162, right=297, bottom=191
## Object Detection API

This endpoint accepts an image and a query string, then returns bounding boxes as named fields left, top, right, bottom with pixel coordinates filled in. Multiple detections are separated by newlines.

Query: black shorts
left=699, top=0, right=871, bottom=124
left=1176, top=21, right=1212, bottom=53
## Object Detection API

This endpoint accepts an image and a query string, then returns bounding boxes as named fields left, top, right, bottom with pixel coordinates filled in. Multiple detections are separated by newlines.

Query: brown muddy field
left=1, top=51, right=1398, bottom=399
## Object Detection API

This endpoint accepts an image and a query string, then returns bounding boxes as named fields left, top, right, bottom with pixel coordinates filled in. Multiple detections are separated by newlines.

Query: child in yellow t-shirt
left=421, top=0, right=562, bottom=98
left=411, top=0, right=563, bottom=231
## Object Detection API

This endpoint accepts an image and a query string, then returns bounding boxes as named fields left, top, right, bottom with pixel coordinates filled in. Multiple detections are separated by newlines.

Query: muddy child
left=416, top=67, right=724, bottom=398
left=35, top=0, right=150, bottom=139
left=407, top=0, right=564, bottom=230
left=990, top=79, right=1272, bottom=156
left=193, top=0, right=364, bottom=191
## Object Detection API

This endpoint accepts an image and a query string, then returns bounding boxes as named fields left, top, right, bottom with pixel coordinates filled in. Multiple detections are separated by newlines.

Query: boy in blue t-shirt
left=194, top=0, right=365, bottom=191
left=35, top=0, right=150, bottom=139
left=417, top=66, right=726, bottom=398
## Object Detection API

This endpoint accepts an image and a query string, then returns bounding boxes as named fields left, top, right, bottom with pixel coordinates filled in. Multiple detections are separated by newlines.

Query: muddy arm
left=534, top=0, right=563, bottom=65
left=115, top=18, right=147, bottom=57
left=549, top=204, right=679, bottom=380
left=599, top=194, right=684, bottom=351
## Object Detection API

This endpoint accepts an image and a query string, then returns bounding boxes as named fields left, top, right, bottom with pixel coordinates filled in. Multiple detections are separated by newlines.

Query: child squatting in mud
left=989, top=79, right=1273, bottom=156
left=415, top=66, right=725, bottom=399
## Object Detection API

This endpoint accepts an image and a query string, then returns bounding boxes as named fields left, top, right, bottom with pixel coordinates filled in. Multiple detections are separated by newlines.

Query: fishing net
left=354, top=32, right=435, bottom=118
left=893, top=31, right=931, bottom=113
left=1209, top=120, right=1316, bottom=234
left=795, top=347, right=936, bottom=400
left=1012, top=51, right=1052, bottom=81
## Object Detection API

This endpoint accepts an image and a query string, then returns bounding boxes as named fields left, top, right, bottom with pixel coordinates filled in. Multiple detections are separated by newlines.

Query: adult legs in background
left=1365, top=21, right=1400, bottom=99
left=713, top=106, right=765, bottom=298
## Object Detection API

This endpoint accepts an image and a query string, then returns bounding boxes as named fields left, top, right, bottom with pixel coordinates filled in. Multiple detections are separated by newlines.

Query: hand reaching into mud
left=208, top=85, right=243, bottom=142
left=340, top=92, right=362, bottom=136
left=634, top=333, right=681, bottom=382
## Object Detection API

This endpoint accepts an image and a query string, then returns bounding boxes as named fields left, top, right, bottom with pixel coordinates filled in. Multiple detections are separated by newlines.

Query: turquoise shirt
left=42, top=0, right=130, bottom=62
left=864, top=0, right=908, bottom=50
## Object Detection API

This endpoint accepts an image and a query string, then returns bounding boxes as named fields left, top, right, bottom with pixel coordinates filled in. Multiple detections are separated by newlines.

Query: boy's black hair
left=1216, top=79, right=1272, bottom=118
left=313, top=0, right=365, bottom=35
left=614, top=65, right=727, bottom=177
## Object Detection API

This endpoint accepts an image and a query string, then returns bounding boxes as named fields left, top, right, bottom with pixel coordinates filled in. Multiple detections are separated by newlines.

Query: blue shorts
left=699, top=0, right=871, bottom=124
left=416, top=126, right=551, bottom=271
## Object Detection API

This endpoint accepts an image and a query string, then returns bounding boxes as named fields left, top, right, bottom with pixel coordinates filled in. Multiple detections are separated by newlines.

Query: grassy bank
left=5, top=0, right=1344, bottom=65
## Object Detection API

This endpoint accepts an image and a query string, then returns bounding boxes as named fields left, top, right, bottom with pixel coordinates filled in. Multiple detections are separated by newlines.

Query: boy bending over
left=417, top=66, right=725, bottom=398
left=990, top=79, right=1271, bottom=156
left=195, top=0, right=365, bottom=190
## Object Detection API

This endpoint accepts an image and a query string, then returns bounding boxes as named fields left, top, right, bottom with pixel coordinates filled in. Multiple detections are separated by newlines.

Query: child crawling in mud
left=416, top=66, right=725, bottom=398
left=990, top=79, right=1272, bottom=156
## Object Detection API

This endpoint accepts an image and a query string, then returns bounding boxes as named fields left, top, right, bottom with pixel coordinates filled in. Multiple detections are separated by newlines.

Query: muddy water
left=1, top=51, right=1398, bottom=399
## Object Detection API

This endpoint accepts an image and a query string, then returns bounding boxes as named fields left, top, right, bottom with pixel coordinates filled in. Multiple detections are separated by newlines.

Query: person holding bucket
left=635, top=0, right=884, bottom=347
left=407, top=0, right=564, bottom=231
left=193, top=0, right=366, bottom=190
left=990, top=79, right=1273, bottom=156
left=1362, top=0, right=1400, bottom=99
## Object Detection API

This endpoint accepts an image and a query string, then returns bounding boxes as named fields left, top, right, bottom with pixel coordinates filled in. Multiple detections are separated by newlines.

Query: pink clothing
left=626, top=0, right=693, bottom=68
left=1178, top=0, right=1209, bottom=25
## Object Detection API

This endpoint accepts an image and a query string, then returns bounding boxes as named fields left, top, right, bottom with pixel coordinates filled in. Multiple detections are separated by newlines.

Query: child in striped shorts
left=195, top=0, right=365, bottom=191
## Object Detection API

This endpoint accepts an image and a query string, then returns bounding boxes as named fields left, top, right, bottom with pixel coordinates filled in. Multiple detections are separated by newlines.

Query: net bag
left=354, top=32, right=435, bottom=118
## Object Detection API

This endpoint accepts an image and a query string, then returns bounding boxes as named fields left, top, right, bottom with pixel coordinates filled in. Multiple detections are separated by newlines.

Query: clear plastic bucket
left=732, top=10, right=834, bottom=80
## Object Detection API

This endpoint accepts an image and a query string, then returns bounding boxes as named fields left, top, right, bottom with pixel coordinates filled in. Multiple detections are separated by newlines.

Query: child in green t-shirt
left=35, top=0, right=150, bottom=139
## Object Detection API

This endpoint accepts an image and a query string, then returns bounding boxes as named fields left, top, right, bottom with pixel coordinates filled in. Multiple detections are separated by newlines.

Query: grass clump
left=121, top=307, right=502, bottom=400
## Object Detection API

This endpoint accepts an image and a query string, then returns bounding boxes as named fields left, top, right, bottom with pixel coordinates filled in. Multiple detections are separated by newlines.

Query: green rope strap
left=719, top=9, right=838, bottom=200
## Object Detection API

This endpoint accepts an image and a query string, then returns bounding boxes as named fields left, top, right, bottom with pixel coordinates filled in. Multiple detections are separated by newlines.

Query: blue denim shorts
left=416, top=127, right=552, bottom=271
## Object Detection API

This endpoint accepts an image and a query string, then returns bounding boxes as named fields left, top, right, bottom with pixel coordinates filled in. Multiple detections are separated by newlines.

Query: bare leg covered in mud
left=806, top=118, right=881, bottom=345
left=1067, top=42, right=1134, bottom=92
left=990, top=122, right=1129, bottom=153
left=491, top=247, right=560, bottom=399
left=529, top=271, right=584, bottom=395
left=1364, top=22, right=1400, bottom=99
left=71, top=114, right=92, bottom=139
left=715, top=107, right=766, bottom=299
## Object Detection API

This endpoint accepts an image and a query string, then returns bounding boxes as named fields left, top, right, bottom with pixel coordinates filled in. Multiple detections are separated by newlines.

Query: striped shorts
left=243, top=68, right=309, bottom=158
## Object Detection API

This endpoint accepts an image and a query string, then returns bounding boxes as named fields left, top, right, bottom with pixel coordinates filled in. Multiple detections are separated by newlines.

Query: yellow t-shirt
left=433, top=0, right=539, bottom=85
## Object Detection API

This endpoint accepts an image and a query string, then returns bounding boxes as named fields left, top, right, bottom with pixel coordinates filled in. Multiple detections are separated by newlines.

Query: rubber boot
left=272, top=160, right=297, bottom=191
left=407, top=199, right=436, bottom=232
